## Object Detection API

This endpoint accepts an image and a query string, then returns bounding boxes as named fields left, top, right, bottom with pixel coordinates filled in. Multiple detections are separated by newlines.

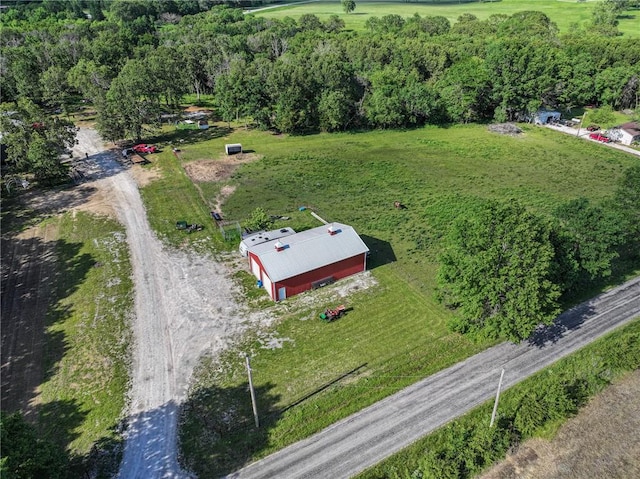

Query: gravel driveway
left=73, top=129, right=274, bottom=478
left=75, top=127, right=639, bottom=478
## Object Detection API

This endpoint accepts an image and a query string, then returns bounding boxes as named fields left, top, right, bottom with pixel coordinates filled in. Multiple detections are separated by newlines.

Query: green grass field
left=254, top=0, right=640, bottom=37
left=38, top=212, right=132, bottom=472
left=152, top=120, right=640, bottom=476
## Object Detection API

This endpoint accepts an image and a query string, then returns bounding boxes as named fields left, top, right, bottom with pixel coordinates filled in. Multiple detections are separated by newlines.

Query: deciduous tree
left=0, top=100, right=77, bottom=183
left=342, top=0, right=356, bottom=15
left=554, top=198, right=626, bottom=280
left=437, top=200, right=561, bottom=342
left=0, top=412, right=69, bottom=479
left=614, top=165, right=640, bottom=241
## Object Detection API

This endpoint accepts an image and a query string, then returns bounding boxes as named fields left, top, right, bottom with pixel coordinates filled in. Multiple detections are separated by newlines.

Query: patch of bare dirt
left=1, top=222, right=60, bottom=418
left=128, top=163, right=163, bottom=188
left=488, top=123, right=523, bottom=136
left=479, top=369, right=640, bottom=479
left=16, top=182, right=116, bottom=219
left=213, top=185, right=237, bottom=213
left=183, top=154, right=260, bottom=213
left=183, top=153, right=261, bottom=183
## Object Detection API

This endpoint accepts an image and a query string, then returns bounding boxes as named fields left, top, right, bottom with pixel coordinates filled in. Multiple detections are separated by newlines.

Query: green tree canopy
left=0, top=411, right=69, bottom=479
left=554, top=197, right=626, bottom=281
left=342, top=0, right=356, bottom=15
left=614, top=165, right=640, bottom=242
left=246, top=207, right=271, bottom=231
left=0, top=100, right=77, bottom=183
left=437, top=200, right=561, bottom=342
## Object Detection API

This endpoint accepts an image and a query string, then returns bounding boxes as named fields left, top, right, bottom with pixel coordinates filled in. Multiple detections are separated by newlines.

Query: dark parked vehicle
left=586, top=125, right=600, bottom=132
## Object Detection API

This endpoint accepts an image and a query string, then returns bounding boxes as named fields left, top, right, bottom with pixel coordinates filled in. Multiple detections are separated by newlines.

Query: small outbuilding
left=225, top=143, right=242, bottom=155
left=246, top=222, right=369, bottom=301
left=534, top=109, right=561, bottom=125
left=608, top=122, right=640, bottom=145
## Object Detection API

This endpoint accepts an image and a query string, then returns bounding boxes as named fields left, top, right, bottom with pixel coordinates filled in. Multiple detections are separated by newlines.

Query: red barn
left=247, top=222, right=369, bottom=301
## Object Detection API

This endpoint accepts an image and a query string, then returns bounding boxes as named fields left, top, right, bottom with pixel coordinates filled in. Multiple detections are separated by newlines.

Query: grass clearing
left=37, top=211, right=133, bottom=474
left=254, top=0, right=640, bottom=37
left=160, top=121, right=640, bottom=476
left=180, top=267, right=494, bottom=477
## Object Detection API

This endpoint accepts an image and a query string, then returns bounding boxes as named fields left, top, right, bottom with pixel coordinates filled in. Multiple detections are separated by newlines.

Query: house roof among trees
left=620, top=122, right=640, bottom=137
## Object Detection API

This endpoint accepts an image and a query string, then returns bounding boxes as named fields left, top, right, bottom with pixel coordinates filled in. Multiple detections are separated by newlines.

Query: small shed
left=534, top=110, right=561, bottom=125
left=247, top=222, right=369, bottom=301
left=608, top=122, right=640, bottom=145
left=225, top=143, right=242, bottom=155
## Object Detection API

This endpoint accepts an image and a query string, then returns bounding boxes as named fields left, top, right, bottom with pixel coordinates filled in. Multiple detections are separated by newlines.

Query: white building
left=608, top=122, right=640, bottom=145
left=533, top=110, right=561, bottom=125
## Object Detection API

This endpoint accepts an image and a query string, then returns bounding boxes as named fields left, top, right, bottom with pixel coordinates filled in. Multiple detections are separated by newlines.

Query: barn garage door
left=262, top=274, right=273, bottom=299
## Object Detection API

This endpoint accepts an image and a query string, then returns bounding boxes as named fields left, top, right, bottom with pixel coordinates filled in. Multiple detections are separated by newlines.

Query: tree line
left=1, top=1, right=639, bottom=342
left=437, top=165, right=640, bottom=343
left=1, top=1, right=639, bottom=144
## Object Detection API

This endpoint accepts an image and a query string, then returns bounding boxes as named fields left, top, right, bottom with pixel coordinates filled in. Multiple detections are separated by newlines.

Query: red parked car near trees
left=133, top=144, right=157, bottom=153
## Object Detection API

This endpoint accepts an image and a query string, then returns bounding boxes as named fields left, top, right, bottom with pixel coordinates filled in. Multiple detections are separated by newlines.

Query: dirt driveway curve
left=72, top=128, right=274, bottom=479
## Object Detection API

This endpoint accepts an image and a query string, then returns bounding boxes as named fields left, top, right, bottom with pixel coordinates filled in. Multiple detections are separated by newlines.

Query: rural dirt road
left=72, top=128, right=274, bottom=479
left=226, top=277, right=640, bottom=479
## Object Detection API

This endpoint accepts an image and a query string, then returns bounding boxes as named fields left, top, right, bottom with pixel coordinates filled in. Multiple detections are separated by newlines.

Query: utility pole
left=576, top=111, right=587, bottom=137
left=490, top=368, right=505, bottom=428
left=245, top=354, right=259, bottom=428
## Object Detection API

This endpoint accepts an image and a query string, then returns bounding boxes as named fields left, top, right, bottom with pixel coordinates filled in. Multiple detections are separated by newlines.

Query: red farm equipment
left=319, top=304, right=346, bottom=322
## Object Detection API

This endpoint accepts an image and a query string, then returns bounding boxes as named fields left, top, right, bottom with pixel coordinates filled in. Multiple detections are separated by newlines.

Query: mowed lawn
left=254, top=0, right=640, bottom=37
left=161, top=122, right=639, bottom=476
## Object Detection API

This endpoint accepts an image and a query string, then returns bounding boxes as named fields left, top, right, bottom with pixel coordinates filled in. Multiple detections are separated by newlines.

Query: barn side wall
left=248, top=252, right=275, bottom=299
left=274, top=253, right=366, bottom=299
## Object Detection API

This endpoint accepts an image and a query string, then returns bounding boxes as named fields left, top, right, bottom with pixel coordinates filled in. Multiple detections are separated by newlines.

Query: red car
left=133, top=144, right=157, bottom=153
left=589, top=133, right=610, bottom=143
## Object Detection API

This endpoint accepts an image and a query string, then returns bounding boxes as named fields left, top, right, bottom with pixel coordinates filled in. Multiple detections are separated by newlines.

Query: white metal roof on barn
left=248, top=223, right=369, bottom=282
left=239, top=227, right=296, bottom=256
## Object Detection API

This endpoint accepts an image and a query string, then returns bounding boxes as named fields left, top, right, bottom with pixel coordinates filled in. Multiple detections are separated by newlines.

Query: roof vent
left=274, top=241, right=287, bottom=251
left=328, top=225, right=340, bottom=235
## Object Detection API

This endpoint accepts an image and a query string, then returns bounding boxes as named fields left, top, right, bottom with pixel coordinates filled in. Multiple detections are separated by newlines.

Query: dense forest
left=1, top=0, right=639, bottom=144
